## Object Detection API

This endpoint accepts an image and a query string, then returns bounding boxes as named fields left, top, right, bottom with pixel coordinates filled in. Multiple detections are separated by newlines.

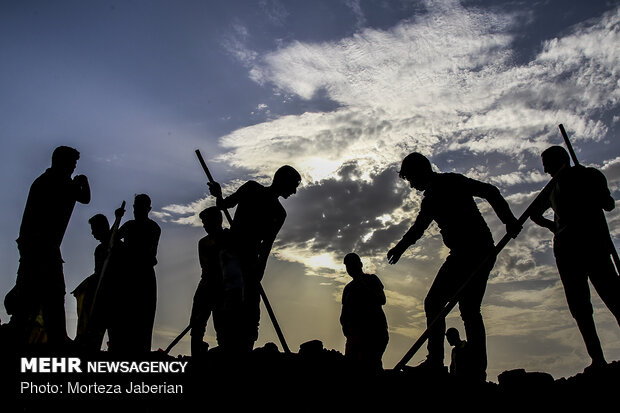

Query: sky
left=1, top=0, right=619, bottom=382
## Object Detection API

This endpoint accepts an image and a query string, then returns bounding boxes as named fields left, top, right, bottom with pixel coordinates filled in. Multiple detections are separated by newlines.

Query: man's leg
left=38, top=260, right=69, bottom=346
left=129, top=269, right=157, bottom=354
left=344, top=334, right=362, bottom=362
left=588, top=252, right=620, bottom=326
left=241, top=281, right=261, bottom=352
left=459, top=251, right=494, bottom=381
left=41, top=291, right=68, bottom=345
left=424, top=256, right=458, bottom=366
left=575, top=315, right=606, bottom=365
left=556, top=249, right=606, bottom=366
left=370, top=330, right=389, bottom=371
left=189, top=279, right=211, bottom=356
left=357, top=332, right=388, bottom=372
left=143, top=271, right=157, bottom=353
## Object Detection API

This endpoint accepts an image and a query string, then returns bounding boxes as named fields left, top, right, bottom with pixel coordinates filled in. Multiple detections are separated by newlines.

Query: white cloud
left=222, top=21, right=258, bottom=67
left=160, top=4, right=620, bottom=350
left=217, top=3, right=619, bottom=188
left=259, top=0, right=289, bottom=26
left=345, top=0, right=366, bottom=29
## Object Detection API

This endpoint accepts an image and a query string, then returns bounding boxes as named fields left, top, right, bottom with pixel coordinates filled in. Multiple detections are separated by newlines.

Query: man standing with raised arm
left=387, top=152, right=520, bottom=380
left=8, top=146, right=90, bottom=347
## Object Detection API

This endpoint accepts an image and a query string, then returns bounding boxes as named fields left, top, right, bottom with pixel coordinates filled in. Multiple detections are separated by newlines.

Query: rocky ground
left=3, top=340, right=619, bottom=412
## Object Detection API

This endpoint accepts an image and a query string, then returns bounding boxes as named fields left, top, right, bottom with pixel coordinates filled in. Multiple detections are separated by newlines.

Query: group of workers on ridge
left=3, top=141, right=619, bottom=381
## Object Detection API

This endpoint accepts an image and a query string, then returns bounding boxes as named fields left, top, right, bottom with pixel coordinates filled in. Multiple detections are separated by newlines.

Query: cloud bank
left=156, top=1, right=620, bottom=375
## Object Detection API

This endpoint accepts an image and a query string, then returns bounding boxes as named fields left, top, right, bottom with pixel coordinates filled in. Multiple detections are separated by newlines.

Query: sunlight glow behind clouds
left=152, top=2, right=620, bottom=377
left=218, top=2, right=619, bottom=186
left=2, top=0, right=619, bottom=384
left=161, top=2, right=620, bottom=292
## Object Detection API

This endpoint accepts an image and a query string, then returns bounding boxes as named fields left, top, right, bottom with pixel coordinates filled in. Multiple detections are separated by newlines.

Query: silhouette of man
left=189, top=207, right=240, bottom=356
left=530, top=146, right=620, bottom=371
left=8, top=146, right=90, bottom=346
left=387, top=152, right=520, bottom=380
left=115, top=194, right=161, bottom=354
left=340, top=253, right=389, bottom=371
left=208, top=165, right=301, bottom=351
left=73, top=213, right=126, bottom=351
left=446, top=327, right=472, bottom=378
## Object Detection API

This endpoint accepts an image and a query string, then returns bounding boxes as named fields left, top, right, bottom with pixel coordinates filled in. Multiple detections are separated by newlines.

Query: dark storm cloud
left=276, top=162, right=415, bottom=257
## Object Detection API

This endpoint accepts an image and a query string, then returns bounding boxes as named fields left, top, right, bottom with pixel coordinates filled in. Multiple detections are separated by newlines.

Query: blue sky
left=1, top=0, right=619, bottom=381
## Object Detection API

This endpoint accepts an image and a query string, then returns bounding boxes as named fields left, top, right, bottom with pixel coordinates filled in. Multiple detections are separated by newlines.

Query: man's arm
left=73, top=174, right=91, bottom=204
left=371, top=275, right=386, bottom=306
left=208, top=181, right=252, bottom=211
left=149, top=222, right=161, bottom=266
left=590, top=168, right=615, bottom=212
left=340, top=285, right=353, bottom=336
left=197, top=237, right=209, bottom=276
left=387, top=199, right=433, bottom=265
left=255, top=212, right=285, bottom=281
left=468, top=178, right=521, bottom=237
left=449, top=350, right=456, bottom=375
left=529, top=191, right=555, bottom=233
left=116, top=221, right=127, bottom=242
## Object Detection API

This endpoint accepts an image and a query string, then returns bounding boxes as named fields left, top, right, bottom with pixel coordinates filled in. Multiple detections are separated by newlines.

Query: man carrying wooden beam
left=530, top=145, right=620, bottom=372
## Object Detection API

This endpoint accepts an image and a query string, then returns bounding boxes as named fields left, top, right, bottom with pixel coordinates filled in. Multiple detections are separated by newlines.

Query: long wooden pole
left=164, top=325, right=191, bottom=354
